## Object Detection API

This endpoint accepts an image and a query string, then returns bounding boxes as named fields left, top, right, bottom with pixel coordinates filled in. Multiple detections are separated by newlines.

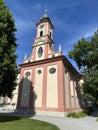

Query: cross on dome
left=44, top=9, right=48, bottom=17
left=42, top=9, right=49, bottom=18
left=37, top=9, right=54, bottom=30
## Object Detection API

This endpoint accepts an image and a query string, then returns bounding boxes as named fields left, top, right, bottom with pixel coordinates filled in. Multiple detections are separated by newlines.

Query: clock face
left=40, top=24, right=44, bottom=29
left=38, top=47, right=43, bottom=57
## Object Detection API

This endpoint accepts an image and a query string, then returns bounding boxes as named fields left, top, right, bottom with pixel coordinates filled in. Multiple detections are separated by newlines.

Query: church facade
left=17, top=11, right=81, bottom=117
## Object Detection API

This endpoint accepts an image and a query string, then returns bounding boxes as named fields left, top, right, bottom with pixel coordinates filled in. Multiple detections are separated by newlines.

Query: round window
left=49, top=68, right=56, bottom=74
left=40, top=24, right=44, bottom=29
left=25, top=71, right=31, bottom=77
left=37, top=70, right=41, bottom=74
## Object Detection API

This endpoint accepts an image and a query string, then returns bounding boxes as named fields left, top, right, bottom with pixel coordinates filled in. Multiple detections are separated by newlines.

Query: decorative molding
left=35, top=39, right=47, bottom=44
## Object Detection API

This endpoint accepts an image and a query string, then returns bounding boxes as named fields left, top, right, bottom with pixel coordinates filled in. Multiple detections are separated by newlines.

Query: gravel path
left=32, top=115, right=98, bottom=130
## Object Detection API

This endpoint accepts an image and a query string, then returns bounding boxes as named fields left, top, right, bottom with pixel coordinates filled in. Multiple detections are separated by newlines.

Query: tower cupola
left=36, top=10, right=54, bottom=39
left=36, top=10, right=54, bottom=29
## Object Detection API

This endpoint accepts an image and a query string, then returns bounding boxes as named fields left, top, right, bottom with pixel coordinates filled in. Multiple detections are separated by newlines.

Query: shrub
left=67, top=110, right=88, bottom=118
left=12, top=103, right=16, bottom=106
left=0, top=103, right=3, bottom=106
left=96, top=118, right=98, bottom=122
left=86, top=106, right=93, bottom=114
left=6, top=103, right=10, bottom=105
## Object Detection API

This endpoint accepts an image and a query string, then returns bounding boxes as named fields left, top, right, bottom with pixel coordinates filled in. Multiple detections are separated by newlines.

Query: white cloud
left=62, top=26, right=98, bottom=57
left=46, top=0, right=80, bottom=13
left=5, top=0, right=22, bottom=11
left=84, top=32, right=93, bottom=39
left=15, top=19, right=32, bottom=29
left=84, top=27, right=98, bottom=39
left=14, top=18, right=34, bottom=37
left=66, top=1, right=80, bottom=8
left=33, top=3, right=42, bottom=11
left=53, top=19, right=66, bottom=30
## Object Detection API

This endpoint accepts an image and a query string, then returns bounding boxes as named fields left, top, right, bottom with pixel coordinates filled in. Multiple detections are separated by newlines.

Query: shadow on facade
left=75, top=83, right=98, bottom=116
left=69, top=72, right=84, bottom=109
left=75, top=81, right=88, bottom=109
left=16, top=77, right=37, bottom=116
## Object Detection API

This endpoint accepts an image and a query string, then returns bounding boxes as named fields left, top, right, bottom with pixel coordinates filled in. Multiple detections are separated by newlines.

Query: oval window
left=37, top=70, right=41, bottom=74
left=38, top=47, right=43, bottom=57
left=52, top=55, right=55, bottom=58
left=40, top=24, right=44, bottom=29
left=25, top=71, right=31, bottom=77
left=49, top=68, right=56, bottom=74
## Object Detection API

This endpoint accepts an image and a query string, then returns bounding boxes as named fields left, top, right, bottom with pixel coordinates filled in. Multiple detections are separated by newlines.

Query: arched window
left=50, top=32, right=52, bottom=38
left=40, top=31, right=43, bottom=36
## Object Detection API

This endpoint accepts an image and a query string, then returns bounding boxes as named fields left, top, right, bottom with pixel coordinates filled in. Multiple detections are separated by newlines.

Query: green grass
left=0, top=116, right=60, bottom=130
left=67, top=110, right=88, bottom=118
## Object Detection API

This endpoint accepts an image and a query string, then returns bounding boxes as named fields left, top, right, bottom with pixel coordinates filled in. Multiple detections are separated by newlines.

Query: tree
left=83, top=68, right=98, bottom=109
left=69, top=37, right=92, bottom=70
left=0, top=0, right=18, bottom=98
left=69, top=30, right=98, bottom=110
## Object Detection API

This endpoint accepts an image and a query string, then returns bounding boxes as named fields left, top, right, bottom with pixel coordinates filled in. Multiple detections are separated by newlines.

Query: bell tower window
left=50, top=32, right=52, bottom=38
left=40, top=31, right=43, bottom=37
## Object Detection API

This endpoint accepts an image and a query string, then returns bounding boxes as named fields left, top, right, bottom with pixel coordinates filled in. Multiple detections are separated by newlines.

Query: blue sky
left=5, top=0, right=98, bottom=70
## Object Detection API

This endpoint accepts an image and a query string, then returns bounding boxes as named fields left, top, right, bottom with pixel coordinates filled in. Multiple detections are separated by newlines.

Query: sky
left=5, top=0, right=98, bottom=71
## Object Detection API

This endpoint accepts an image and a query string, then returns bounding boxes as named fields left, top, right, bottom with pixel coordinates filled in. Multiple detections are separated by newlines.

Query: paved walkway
left=0, top=110, right=98, bottom=130
left=32, top=115, right=98, bottom=130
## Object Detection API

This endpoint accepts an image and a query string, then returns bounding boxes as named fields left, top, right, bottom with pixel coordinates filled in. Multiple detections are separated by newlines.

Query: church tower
left=24, top=10, right=62, bottom=63
left=33, top=9, right=55, bottom=61
left=17, top=10, right=81, bottom=117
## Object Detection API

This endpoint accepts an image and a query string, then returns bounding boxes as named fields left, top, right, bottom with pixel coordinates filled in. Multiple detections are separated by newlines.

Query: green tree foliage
left=69, top=38, right=92, bottom=70
left=0, top=0, right=18, bottom=98
left=69, top=30, right=98, bottom=109
left=83, top=68, right=98, bottom=108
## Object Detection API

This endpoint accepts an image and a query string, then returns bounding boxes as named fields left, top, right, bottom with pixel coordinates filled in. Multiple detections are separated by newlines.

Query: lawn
left=0, top=116, right=60, bottom=130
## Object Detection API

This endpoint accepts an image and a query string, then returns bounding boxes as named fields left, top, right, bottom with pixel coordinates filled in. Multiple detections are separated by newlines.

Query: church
left=16, top=10, right=82, bottom=117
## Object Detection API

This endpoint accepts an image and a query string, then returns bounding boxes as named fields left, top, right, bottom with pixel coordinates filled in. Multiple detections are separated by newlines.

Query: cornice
left=19, top=55, right=81, bottom=78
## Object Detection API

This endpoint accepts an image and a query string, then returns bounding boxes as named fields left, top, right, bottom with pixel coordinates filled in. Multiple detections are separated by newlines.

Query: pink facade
left=17, top=11, right=81, bottom=116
